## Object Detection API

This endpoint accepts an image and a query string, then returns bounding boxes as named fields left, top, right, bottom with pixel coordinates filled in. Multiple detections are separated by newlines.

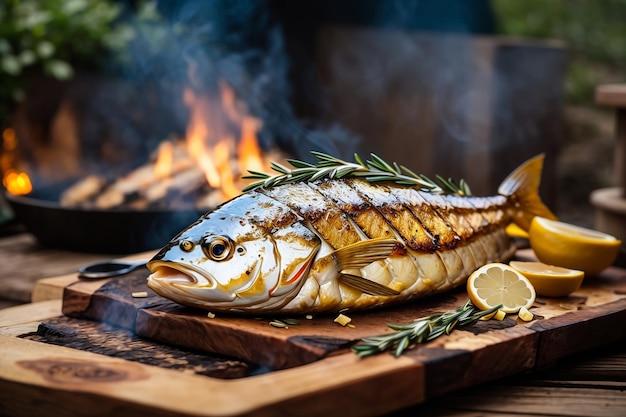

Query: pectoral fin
left=339, top=273, right=400, bottom=296
left=331, top=238, right=398, bottom=270
left=330, top=238, right=400, bottom=296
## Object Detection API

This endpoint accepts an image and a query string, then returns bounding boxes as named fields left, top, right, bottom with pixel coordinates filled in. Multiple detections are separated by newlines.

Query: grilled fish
left=147, top=154, right=555, bottom=314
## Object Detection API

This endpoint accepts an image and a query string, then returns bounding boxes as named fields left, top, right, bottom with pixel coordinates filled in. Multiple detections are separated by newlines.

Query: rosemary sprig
left=352, top=300, right=501, bottom=358
left=242, top=151, right=472, bottom=196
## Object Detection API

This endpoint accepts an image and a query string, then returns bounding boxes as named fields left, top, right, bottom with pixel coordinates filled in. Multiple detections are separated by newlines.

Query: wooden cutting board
left=59, top=249, right=626, bottom=371
left=2, top=249, right=626, bottom=417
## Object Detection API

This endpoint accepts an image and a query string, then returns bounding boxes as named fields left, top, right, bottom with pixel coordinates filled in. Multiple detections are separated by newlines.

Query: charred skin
left=147, top=155, right=555, bottom=314
left=149, top=180, right=512, bottom=314
left=259, top=179, right=514, bottom=313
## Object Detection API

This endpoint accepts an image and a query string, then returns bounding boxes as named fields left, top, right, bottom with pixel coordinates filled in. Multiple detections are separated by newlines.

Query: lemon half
left=509, top=260, right=584, bottom=297
left=467, top=263, right=536, bottom=313
left=529, top=217, right=621, bottom=275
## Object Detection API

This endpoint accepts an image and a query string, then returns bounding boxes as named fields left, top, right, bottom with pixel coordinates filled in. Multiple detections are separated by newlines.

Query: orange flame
left=154, top=141, right=174, bottom=179
left=238, top=116, right=265, bottom=174
left=179, top=83, right=268, bottom=200
left=183, top=87, right=222, bottom=189
left=3, top=170, right=32, bottom=195
left=2, top=128, right=33, bottom=195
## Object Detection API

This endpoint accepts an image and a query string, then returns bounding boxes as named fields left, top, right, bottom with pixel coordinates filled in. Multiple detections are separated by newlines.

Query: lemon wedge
left=509, top=260, right=584, bottom=297
left=467, top=263, right=536, bottom=313
left=529, top=217, right=621, bottom=275
left=506, top=223, right=529, bottom=239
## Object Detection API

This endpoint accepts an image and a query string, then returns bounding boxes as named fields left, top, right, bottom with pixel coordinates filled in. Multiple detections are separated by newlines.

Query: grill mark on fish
left=259, top=183, right=362, bottom=249
left=308, top=180, right=397, bottom=241
left=388, top=186, right=461, bottom=249
left=419, top=192, right=475, bottom=239
left=347, top=179, right=437, bottom=251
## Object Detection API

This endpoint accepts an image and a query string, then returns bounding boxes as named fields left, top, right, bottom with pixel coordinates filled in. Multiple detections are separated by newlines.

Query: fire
left=154, top=141, right=175, bottom=179
left=2, top=128, right=33, bottom=195
left=177, top=84, right=270, bottom=200
left=3, top=170, right=32, bottom=195
left=238, top=116, right=266, bottom=174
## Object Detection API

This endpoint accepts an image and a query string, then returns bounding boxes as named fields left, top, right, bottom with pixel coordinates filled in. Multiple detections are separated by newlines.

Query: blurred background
left=1, top=0, right=625, bottom=243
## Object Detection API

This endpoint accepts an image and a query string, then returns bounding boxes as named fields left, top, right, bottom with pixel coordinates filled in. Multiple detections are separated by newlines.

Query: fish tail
left=498, top=154, right=557, bottom=231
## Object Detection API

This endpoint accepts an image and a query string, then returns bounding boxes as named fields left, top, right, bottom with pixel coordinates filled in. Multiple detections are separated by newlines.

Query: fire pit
left=3, top=81, right=289, bottom=254
left=6, top=191, right=203, bottom=254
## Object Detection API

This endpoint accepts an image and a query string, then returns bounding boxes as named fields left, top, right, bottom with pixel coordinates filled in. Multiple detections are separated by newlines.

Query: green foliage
left=492, top=0, right=626, bottom=104
left=0, top=0, right=167, bottom=127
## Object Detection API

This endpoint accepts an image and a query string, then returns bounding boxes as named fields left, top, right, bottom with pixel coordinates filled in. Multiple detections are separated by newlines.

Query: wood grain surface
left=0, top=232, right=154, bottom=304
left=1, top=254, right=626, bottom=417
left=59, top=251, right=626, bottom=372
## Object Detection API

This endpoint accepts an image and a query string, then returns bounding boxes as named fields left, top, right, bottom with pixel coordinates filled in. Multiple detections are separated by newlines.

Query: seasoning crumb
left=347, top=323, right=356, bottom=329
left=494, top=309, right=507, bottom=321
left=305, top=314, right=313, bottom=320
left=207, top=312, right=216, bottom=319
left=518, top=306, right=534, bottom=322
left=131, top=291, right=148, bottom=298
left=334, top=313, right=352, bottom=327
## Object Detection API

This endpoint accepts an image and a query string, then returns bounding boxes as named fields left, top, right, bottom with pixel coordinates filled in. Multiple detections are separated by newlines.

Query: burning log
left=58, top=83, right=290, bottom=212
left=60, top=144, right=208, bottom=210
left=59, top=136, right=287, bottom=212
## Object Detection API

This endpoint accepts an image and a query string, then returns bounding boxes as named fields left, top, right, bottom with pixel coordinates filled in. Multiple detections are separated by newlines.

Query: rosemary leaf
left=352, top=301, right=501, bottom=358
left=243, top=151, right=472, bottom=195
left=286, top=159, right=315, bottom=169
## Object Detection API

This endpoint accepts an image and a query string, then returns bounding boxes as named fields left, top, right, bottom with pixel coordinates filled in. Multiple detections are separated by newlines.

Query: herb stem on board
left=352, top=300, right=502, bottom=358
left=243, top=151, right=472, bottom=196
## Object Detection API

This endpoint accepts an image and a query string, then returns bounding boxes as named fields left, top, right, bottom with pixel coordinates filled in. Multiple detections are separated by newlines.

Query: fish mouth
left=147, top=261, right=216, bottom=289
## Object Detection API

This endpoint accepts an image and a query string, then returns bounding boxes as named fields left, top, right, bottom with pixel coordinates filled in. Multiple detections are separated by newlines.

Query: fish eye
left=179, top=240, right=194, bottom=252
left=202, top=236, right=232, bottom=261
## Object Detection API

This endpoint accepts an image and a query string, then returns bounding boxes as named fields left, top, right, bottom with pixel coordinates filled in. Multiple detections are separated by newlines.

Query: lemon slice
left=509, top=261, right=584, bottom=297
left=467, top=263, right=536, bottom=313
left=529, top=217, right=621, bottom=275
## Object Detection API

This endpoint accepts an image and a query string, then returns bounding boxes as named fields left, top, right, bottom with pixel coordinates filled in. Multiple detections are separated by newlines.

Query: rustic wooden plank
left=30, top=250, right=153, bottom=303
left=22, top=316, right=250, bottom=379
left=528, top=266, right=626, bottom=367
left=62, top=268, right=170, bottom=330
left=0, top=334, right=424, bottom=417
left=412, top=323, right=537, bottom=398
left=59, top=254, right=626, bottom=374
left=0, top=299, right=61, bottom=328
left=426, top=385, right=626, bottom=417
left=0, top=234, right=119, bottom=304
left=394, top=339, right=626, bottom=417
left=31, top=273, right=80, bottom=303
left=135, top=303, right=352, bottom=369
left=12, top=250, right=626, bottom=416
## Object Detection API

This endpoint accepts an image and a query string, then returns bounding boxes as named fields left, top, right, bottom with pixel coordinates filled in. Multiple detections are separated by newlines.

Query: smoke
left=100, top=0, right=352, bottom=163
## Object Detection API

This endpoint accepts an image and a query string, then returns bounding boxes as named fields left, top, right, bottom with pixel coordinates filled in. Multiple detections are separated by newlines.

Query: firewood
left=59, top=176, right=107, bottom=207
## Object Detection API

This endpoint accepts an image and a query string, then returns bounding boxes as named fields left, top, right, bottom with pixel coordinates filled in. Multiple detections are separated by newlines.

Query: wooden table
left=1, top=231, right=626, bottom=417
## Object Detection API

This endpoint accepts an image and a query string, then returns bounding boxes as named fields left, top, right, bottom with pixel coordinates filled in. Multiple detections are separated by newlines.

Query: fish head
left=146, top=211, right=320, bottom=312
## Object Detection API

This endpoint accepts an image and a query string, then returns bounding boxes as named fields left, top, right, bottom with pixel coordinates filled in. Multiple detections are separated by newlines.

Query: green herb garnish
left=243, top=151, right=472, bottom=196
left=352, top=300, right=501, bottom=358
